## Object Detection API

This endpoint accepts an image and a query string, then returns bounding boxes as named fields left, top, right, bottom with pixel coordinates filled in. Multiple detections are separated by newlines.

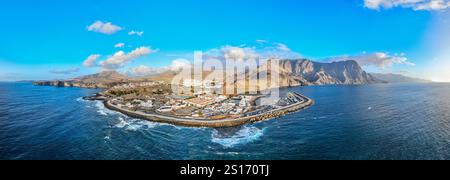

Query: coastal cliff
left=232, top=59, right=383, bottom=90
left=280, top=59, right=382, bottom=85
left=33, top=71, right=128, bottom=89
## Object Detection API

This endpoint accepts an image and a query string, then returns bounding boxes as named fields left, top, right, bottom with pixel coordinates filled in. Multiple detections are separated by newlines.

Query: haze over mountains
left=34, top=59, right=429, bottom=89
left=370, top=73, right=430, bottom=83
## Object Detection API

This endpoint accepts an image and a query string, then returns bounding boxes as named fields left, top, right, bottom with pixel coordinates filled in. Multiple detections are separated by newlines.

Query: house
left=157, top=106, right=173, bottom=113
left=184, top=97, right=216, bottom=108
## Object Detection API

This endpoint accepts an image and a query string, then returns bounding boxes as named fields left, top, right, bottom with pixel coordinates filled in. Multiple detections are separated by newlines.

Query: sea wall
left=103, top=92, right=314, bottom=128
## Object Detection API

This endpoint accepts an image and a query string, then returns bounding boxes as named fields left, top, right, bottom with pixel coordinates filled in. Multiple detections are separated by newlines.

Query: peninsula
left=81, top=81, right=313, bottom=128
left=33, top=58, right=402, bottom=127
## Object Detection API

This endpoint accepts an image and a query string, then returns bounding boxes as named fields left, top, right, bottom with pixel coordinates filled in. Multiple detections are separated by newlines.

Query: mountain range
left=33, top=59, right=429, bottom=90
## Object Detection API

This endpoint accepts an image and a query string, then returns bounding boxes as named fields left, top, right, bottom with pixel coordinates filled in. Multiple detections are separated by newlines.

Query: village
left=102, top=79, right=306, bottom=121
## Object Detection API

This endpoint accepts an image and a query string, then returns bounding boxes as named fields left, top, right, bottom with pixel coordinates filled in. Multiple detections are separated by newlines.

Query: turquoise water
left=0, top=82, right=449, bottom=160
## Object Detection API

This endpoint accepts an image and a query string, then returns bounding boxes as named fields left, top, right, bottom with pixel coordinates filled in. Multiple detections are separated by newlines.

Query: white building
left=239, top=96, right=250, bottom=107
left=140, top=100, right=153, bottom=108
left=157, top=106, right=173, bottom=113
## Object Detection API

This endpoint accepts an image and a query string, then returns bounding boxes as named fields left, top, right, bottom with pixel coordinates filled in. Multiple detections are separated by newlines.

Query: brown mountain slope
left=232, top=59, right=382, bottom=92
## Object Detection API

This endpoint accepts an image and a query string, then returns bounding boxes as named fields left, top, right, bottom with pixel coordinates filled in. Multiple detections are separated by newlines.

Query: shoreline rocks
left=33, top=80, right=115, bottom=89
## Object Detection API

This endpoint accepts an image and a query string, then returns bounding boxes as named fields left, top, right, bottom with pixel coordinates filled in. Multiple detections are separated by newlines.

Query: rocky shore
left=33, top=71, right=128, bottom=89
left=33, top=80, right=119, bottom=89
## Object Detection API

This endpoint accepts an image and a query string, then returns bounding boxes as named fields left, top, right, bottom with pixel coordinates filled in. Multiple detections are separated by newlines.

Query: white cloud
left=128, top=30, right=144, bottom=36
left=128, top=59, right=191, bottom=76
left=114, top=43, right=125, bottom=48
left=126, top=42, right=301, bottom=76
left=100, top=46, right=158, bottom=70
left=256, top=40, right=268, bottom=43
left=277, top=43, right=291, bottom=52
left=129, top=65, right=162, bottom=76
left=49, top=68, right=80, bottom=75
left=87, top=21, right=123, bottom=35
left=82, top=54, right=101, bottom=67
left=221, top=46, right=259, bottom=60
left=328, top=52, right=415, bottom=69
left=364, top=0, right=450, bottom=11
left=260, top=43, right=301, bottom=59
left=203, top=42, right=301, bottom=61
left=169, top=59, right=192, bottom=71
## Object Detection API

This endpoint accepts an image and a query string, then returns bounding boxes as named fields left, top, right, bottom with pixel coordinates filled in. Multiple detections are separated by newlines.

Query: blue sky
left=0, top=0, right=449, bottom=81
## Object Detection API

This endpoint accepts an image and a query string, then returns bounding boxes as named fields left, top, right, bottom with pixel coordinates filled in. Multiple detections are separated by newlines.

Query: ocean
left=0, top=82, right=449, bottom=160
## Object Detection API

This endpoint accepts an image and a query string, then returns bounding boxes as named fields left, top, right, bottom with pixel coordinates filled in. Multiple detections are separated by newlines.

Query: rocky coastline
left=33, top=80, right=119, bottom=89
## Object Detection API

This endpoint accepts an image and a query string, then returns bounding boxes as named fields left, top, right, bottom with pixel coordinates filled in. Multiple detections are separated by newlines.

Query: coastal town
left=79, top=79, right=314, bottom=127
left=32, top=68, right=314, bottom=127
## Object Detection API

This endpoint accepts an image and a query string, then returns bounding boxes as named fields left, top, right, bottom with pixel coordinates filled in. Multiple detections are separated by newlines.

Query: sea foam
left=94, top=101, right=117, bottom=116
left=90, top=100, right=195, bottom=131
left=211, top=126, right=266, bottom=148
left=114, top=116, right=158, bottom=131
left=75, top=97, right=86, bottom=102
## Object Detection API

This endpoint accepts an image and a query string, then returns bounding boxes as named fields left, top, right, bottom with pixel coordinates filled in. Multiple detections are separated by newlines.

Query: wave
left=313, top=116, right=328, bottom=120
left=87, top=100, right=159, bottom=131
left=90, top=100, right=201, bottom=131
left=211, top=126, right=266, bottom=148
left=114, top=116, right=158, bottom=131
left=76, top=97, right=93, bottom=108
left=75, top=97, right=86, bottom=102
left=94, top=101, right=118, bottom=116
left=115, top=117, right=128, bottom=128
